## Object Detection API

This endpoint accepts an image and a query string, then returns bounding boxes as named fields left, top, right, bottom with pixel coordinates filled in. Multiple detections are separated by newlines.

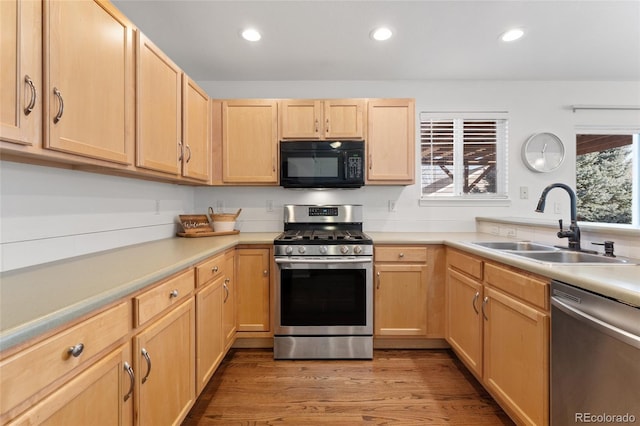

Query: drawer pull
left=141, top=348, right=152, bottom=384
left=169, top=289, right=179, bottom=298
left=67, top=343, right=84, bottom=358
left=212, top=266, right=219, bottom=273
left=376, top=271, right=381, bottom=289
left=472, top=292, right=480, bottom=315
left=123, top=362, right=134, bottom=402
left=399, top=253, right=404, bottom=258
left=223, top=282, right=229, bottom=303
left=482, top=297, right=489, bottom=321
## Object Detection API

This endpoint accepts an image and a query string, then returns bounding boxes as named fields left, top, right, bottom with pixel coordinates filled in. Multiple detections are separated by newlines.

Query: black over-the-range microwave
left=280, top=140, right=365, bottom=188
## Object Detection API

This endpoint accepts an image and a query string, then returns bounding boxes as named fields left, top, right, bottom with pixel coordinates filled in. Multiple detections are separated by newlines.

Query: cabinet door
left=9, top=344, right=133, bottom=426
left=483, top=287, right=549, bottom=426
left=374, top=264, right=428, bottom=336
left=222, top=250, right=237, bottom=349
left=134, top=299, right=195, bottom=426
left=195, top=277, right=224, bottom=394
left=136, top=31, right=182, bottom=175
left=366, top=99, right=415, bottom=184
left=222, top=100, right=278, bottom=183
left=44, top=0, right=133, bottom=164
left=280, top=99, right=322, bottom=139
left=182, top=76, right=210, bottom=182
left=445, top=267, right=483, bottom=378
left=0, top=0, right=41, bottom=146
left=236, top=248, right=271, bottom=333
left=324, top=99, right=365, bottom=139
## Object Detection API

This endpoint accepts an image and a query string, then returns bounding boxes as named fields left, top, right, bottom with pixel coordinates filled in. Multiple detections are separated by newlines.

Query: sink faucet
left=535, top=183, right=582, bottom=251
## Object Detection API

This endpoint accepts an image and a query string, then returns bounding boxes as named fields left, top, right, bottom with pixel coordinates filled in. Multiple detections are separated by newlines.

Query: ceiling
left=111, top=0, right=640, bottom=82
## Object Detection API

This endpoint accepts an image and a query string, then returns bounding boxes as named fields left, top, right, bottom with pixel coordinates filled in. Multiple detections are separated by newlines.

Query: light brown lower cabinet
left=235, top=247, right=271, bottom=335
left=134, top=298, right=195, bottom=426
left=222, top=250, right=237, bottom=350
left=195, top=275, right=225, bottom=395
left=445, top=248, right=550, bottom=426
left=8, top=343, right=134, bottom=426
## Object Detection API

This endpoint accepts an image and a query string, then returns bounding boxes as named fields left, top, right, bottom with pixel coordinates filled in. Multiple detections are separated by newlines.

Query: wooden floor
left=183, top=349, right=514, bottom=425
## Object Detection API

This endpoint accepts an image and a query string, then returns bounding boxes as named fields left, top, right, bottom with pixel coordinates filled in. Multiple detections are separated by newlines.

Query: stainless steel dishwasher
left=551, top=280, right=640, bottom=425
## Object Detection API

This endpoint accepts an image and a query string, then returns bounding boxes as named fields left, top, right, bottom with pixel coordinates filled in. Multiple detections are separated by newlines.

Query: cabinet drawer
left=0, top=301, right=130, bottom=420
left=135, top=269, right=194, bottom=326
left=196, top=252, right=225, bottom=287
left=375, top=246, right=427, bottom=263
left=484, top=262, right=549, bottom=310
left=447, top=248, right=483, bottom=280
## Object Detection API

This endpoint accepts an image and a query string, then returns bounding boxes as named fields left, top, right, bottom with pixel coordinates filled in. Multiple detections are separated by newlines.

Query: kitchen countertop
left=2, top=231, right=639, bottom=353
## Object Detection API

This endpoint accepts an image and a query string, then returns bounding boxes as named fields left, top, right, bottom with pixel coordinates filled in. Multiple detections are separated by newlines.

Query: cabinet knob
left=263, top=269, right=268, bottom=276
left=399, top=253, right=404, bottom=258
left=67, top=343, right=84, bottom=358
left=169, top=289, right=179, bottom=298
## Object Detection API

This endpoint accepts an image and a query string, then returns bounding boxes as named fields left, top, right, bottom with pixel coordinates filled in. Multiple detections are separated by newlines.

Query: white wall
left=196, top=80, right=640, bottom=233
left=2, top=79, right=638, bottom=271
left=0, top=162, right=194, bottom=271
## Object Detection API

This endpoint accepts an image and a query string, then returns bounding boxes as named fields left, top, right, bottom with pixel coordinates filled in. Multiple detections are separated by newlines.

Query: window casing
left=420, top=113, right=508, bottom=199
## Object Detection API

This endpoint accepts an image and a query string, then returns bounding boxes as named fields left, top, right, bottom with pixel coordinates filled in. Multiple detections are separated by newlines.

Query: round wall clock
left=522, top=132, right=565, bottom=172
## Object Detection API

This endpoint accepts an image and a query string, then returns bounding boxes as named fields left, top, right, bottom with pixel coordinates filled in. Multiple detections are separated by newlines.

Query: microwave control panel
left=347, top=154, right=363, bottom=179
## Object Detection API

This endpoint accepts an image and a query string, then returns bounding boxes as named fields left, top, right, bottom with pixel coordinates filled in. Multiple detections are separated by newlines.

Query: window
left=576, top=133, right=638, bottom=226
left=420, top=113, right=508, bottom=199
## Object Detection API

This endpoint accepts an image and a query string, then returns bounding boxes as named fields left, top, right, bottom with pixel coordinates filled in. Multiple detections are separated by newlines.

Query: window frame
left=419, top=111, right=509, bottom=206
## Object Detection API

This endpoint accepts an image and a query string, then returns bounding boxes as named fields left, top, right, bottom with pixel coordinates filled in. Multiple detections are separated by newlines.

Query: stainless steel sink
left=509, top=251, right=635, bottom=265
left=471, top=241, right=559, bottom=251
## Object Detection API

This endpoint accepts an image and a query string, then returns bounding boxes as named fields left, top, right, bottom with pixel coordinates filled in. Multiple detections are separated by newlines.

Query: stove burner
left=278, top=229, right=369, bottom=242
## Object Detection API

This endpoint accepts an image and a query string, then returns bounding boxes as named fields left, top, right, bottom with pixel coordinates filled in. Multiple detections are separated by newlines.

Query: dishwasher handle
left=552, top=297, right=640, bottom=349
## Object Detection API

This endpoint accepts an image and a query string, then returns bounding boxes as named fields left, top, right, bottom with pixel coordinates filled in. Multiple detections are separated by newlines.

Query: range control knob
left=285, top=246, right=293, bottom=255
left=340, top=245, right=349, bottom=254
left=353, top=246, right=363, bottom=254
left=319, top=245, right=328, bottom=255
left=297, top=246, right=307, bottom=254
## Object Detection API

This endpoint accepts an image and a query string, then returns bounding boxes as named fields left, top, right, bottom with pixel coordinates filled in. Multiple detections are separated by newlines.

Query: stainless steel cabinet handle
left=325, top=118, right=330, bottom=133
left=169, top=289, right=179, bottom=298
left=24, top=75, right=37, bottom=115
left=53, top=87, right=64, bottom=123
left=185, top=144, right=192, bottom=163
left=212, top=266, right=219, bottom=273
left=272, top=158, right=276, bottom=173
left=472, top=292, right=480, bottom=315
left=123, top=362, right=134, bottom=401
left=376, top=271, right=381, bottom=289
left=482, top=297, right=489, bottom=320
left=315, top=119, right=319, bottom=133
left=141, top=348, right=151, bottom=384
left=368, top=153, right=372, bottom=170
left=223, top=282, right=229, bottom=303
left=67, top=343, right=84, bottom=358
left=178, top=142, right=183, bottom=161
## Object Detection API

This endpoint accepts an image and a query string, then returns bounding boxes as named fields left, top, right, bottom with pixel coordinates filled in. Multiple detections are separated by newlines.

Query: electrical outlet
left=519, top=186, right=528, bottom=199
left=388, top=200, right=396, bottom=212
left=216, top=200, right=224, bottom=212
left=266, top=200, right=274, bottom=212
left=554, top=202, right=562, bottom=214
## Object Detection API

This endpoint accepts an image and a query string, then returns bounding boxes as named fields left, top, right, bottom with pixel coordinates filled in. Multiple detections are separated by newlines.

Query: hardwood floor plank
left=183, top=349, right=514, bottom=425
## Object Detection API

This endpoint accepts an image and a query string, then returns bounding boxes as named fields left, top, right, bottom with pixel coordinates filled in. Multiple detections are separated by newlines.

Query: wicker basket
left=208, top=208, right=241, bottom=232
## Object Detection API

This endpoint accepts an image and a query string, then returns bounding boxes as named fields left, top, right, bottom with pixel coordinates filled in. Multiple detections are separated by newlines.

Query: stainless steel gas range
left=273, top=205, right=373, bottom=359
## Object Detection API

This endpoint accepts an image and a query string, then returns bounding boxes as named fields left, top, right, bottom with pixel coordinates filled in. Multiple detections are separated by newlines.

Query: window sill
left=419, top=198, right=512, bottom=207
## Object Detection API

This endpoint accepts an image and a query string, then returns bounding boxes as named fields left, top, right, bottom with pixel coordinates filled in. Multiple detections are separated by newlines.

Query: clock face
left=522, top=133, right=565, bottom=172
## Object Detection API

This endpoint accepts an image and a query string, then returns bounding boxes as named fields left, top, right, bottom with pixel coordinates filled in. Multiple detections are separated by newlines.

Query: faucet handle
left=592, top=241, right=615, bottom=257
left=558, top=219, right=563, bottom=231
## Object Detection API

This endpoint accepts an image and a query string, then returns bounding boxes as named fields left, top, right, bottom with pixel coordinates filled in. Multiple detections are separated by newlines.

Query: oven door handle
left=275, top=257, right=372, bottom=264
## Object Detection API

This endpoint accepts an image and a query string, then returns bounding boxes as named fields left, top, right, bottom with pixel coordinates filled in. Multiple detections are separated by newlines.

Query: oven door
left=275, top=256, right=373, bottom=336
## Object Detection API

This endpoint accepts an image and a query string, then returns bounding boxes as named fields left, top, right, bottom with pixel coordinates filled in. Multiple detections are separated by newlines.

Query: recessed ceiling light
left=241, top=28, right=261, bottom=42
left=371, top=27, right=393, bottom=41
left=500, top=28, right=524, bottom=42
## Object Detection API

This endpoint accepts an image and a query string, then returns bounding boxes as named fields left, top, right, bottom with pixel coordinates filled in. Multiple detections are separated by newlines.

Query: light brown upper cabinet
left=43, top=0, right=134, bottom=165
left=280, top=99, right=365, bottom=140
left=0, top=0, right=41, bottom=147
left=182, top=76, right=211, bottom=182
left=136, top=31, right=182, bottom=176
left=366, top=99, right=415, bottom=185
left=221, top=99, right=278, bottom=184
